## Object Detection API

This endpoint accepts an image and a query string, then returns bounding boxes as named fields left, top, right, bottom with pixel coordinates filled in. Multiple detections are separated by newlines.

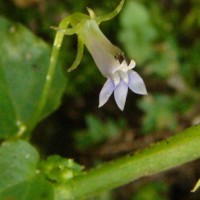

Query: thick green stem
left=57, top=124, right=200, bottom=199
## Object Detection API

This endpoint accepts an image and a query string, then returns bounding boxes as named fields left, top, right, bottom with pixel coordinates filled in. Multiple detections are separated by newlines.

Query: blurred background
left=1, top=0, right=200, bottom=199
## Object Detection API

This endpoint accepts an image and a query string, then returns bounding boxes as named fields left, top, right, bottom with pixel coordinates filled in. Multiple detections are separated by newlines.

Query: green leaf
left=40, top=155, right=84, bottom=184
left=0, top=16, right=66, bottom=139
left=132, top=181, right=168, bottom=200
left=138, top=95, right=178, bottom=133
left=191, top=178, right=200, bottom=193
left=118, top=1, right=157, bottom=64
left=74, top=115, right=125, bottom=149
left=147, top=38, right=179, bottom=78
left=0, top=140, right=54, bottom=200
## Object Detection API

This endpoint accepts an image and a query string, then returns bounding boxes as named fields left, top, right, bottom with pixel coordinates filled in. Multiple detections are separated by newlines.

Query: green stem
left=57, top=124, right=200, bottom=199
left=25, top=17, right=71, bottom=135
left=96, top=0, right=125, bottom=24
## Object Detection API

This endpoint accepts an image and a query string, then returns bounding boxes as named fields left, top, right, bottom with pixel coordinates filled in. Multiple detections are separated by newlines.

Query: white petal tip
left=118, top=105, right=124, bottom=111
left=114, top=81, right=128, bottom=112
left=139, top=89, right=148, bottom=95
left=99, top=78, right=114, bottom=108
left=98, top=99, right=107, bottom=108
left=98, top=103, right=103, bottom=108
left=129, top=60, right=136, bottom=69
left=128, top=70, right=147, bottom=95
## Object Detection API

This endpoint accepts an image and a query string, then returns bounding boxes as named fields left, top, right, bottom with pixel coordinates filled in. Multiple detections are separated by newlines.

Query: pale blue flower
left=99, top=60, right=147, bottom=110
left=80, top=20, right=147, bottom=110
left=51, top=0, right=147, bottom=110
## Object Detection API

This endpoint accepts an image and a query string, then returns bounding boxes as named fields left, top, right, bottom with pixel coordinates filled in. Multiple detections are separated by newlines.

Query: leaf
left=74, top=115, right=125, bottom=149
left=191, top=178, right=200, bottom=192
left=39, top=155, right=84, bottom=184
left=132, top=181, right=168, bottom=200
left=146, top=38, right=179, bottom=78
left=118, top=1, right=157, bottom=65
left=0, top=140, right=54, bottom=200
left=0, top=16, right=66, bottom=138
left=138, top=95, right=178, bottom=133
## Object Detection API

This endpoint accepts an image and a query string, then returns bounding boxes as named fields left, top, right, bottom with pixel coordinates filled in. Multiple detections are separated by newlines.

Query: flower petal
left=113, top=60, right=128, bottom=73
left=80, top=20, right=121, bottom=77
left=128, top=70, right=147, bottom=95
left=99, top=78, right=115, bottom=107
left=114, top=80, right=128, bottom=111
left=128, top=60, right=136, bottom=69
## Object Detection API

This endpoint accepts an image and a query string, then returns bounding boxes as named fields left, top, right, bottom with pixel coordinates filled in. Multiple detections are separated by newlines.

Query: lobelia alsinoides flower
left=51, top=0, right=147, bottom=111
left=79, top=19, right=147, bottom=110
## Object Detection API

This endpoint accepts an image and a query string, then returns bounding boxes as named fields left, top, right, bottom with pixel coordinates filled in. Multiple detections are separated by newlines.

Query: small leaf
left=138, top=95, right=178, bottom=133
left=40, top=155, right=84, bottom=184
left=132, top=181, right=168, bottom=200
left=74, top=115, right=125, bottom=149
left=0, top=140, right=54, bottom=199
left=191, top=179, right=200, bottom=193
left=146, top=38, right=179, bottom=78
left=118, top=1, right=157, bottom=64
left=0, top=16, right=66, bottom=138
